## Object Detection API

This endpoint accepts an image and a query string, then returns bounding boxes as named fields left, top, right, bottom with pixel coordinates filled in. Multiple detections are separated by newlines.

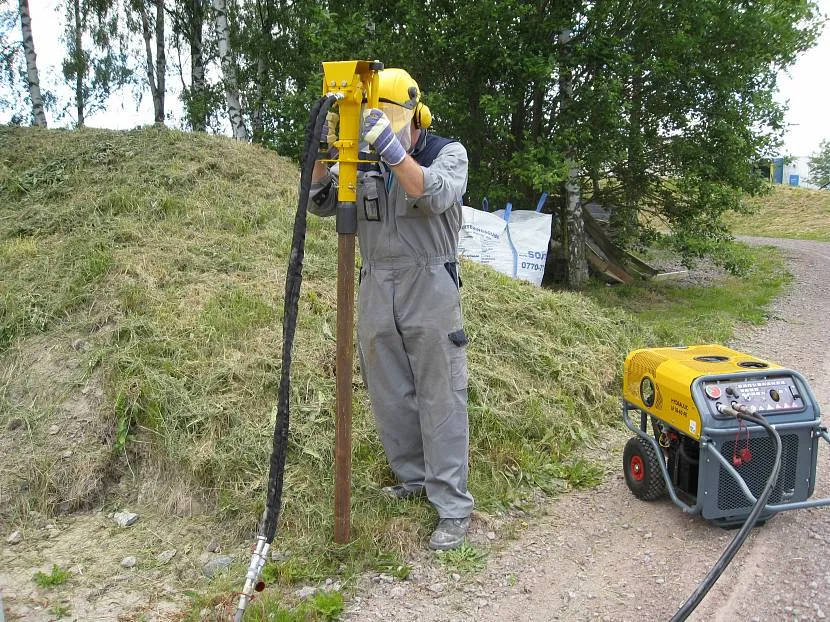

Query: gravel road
left=346, top=237, right=830, bottom=622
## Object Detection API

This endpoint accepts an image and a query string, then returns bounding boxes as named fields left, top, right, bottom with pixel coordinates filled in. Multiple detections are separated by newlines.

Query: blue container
left=789, top=174, right=800, bottom=187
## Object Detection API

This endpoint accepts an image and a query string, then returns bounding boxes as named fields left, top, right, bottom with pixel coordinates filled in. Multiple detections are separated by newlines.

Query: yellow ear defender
left=415, top=102, right=432, bottom=130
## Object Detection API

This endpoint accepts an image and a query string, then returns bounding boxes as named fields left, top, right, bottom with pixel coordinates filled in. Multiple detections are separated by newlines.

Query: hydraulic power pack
left=621, top=345, right=830, bottom=526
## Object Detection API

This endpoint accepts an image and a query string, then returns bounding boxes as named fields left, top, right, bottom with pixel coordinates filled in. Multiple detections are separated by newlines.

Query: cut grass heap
left=0, top=126, right=790, bottom=615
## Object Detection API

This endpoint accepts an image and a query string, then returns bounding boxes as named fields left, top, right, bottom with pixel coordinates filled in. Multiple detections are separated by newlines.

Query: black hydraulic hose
left=234, top=93, right=337, bottom=622
left=262, top=94, right=336, bottom=542
left=671, top=411, right=782, bottom=621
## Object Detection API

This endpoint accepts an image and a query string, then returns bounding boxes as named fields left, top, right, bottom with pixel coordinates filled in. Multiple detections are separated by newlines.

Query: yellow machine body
left=321, top=60, right=381, bottom=203
left=623, top=345, right=780, bottom=440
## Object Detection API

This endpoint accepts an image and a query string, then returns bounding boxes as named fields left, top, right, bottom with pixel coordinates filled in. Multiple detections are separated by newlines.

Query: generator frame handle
left=622, top=401, right=702, bottom=515
left=704, top=431, right=830, bottom=514
left=623, top=401, right=830, bottom=517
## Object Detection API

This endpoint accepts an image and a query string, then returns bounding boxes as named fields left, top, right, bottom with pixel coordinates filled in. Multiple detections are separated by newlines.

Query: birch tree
left=61, top=0, right=130, bottom=127
left=132, top=0, right=166, bottom=124
left=18, top=0, right=46, bottom=127
left=212, top=0, right=246, bottom=140
left=170, top=0, right=208, bottom=131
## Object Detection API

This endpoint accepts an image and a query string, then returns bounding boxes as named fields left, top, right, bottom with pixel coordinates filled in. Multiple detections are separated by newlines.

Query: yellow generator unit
left=622, top=345, right=830, bottom=527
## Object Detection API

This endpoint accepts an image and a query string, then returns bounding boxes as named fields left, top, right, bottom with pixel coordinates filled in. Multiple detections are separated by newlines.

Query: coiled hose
left=234, top=93, right=338, bottom=622
left=672, top=411, right=782, bottom=621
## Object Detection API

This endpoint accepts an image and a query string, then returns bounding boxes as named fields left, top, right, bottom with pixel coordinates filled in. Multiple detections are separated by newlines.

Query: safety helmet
left=376, top=68, right=432, bottom=132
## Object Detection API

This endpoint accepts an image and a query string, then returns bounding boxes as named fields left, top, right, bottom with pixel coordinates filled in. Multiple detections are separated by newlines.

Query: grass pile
left=0, top=126, right=791, bottom=614
left=728, top=185, right=830, bottom=241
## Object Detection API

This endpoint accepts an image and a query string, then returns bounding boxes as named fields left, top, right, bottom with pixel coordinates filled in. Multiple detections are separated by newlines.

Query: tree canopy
left=4, top=0, right=825, bottom=262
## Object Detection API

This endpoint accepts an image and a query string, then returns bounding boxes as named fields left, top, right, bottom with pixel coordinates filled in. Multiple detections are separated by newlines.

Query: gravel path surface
left=345, top=237, right=830, bottom=622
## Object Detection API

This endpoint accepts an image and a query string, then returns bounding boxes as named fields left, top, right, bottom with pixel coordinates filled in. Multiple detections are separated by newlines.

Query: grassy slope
left=0, top=127, right=790, bottom=617
left=729, top=185, right=830, bottom=241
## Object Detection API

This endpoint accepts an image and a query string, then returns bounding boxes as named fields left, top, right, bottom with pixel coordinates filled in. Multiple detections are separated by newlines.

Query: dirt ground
left=343, top=237, right=830, bottom=622
left=2, top=236, right=829, bottom=621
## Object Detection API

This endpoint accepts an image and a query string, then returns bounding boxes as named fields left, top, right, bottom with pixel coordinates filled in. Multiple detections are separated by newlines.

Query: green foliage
left=807, top=139, right=830, bottom=189
left=49, top=604, right=72, bottom=619
left=371, top=553, right=411, bottom=580
left=307, top=591, right=344, bottom=622
left=33, top=564, right=71, bottom=588
left=436, top=544, right=488, bottom=575
left=60, top=0, right=132, bottom=125
left=219, top=0, right=821, bottom=263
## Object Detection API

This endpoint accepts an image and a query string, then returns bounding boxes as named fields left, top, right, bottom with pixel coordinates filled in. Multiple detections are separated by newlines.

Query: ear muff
left=415, top=102, right=432, bottom=130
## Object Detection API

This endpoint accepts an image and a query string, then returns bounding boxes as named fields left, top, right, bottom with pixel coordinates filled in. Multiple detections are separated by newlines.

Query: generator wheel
left=623, top=436, right=667, bottom=501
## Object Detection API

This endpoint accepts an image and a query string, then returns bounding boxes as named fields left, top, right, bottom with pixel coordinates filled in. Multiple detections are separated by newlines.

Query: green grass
left=33, top=564, right=71, bottom=588
left=728, top=185, right=830, bottom=241
left=436, top=544, right=488, bottom=575
left=0, top=126, right=794, bottom=617
left=585, top=242, right=790, bottom=345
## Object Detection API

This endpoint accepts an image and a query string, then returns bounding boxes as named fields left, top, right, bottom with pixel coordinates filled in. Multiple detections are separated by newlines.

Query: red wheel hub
left=629, top=455, right=645, bottom=481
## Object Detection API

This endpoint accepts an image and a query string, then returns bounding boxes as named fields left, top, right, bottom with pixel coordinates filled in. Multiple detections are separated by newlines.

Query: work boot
left=428, top=517, right=470, bottom=551
left=381, top=484, right=425, bottom=500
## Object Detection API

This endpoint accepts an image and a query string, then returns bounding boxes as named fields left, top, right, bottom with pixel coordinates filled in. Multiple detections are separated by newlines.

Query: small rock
left=7, top=530, right=22, bottom=545
left=156, top=550, right=176, bottom=565
left=205, top=541, right=221, bottom=553
left=427, top=582, right=445, bottom=595
left=486, top=531, right=496, bottom=541
left=452, top=573, right=461, bottom=582
left=644, top=532, right=653, bottom=539
left=71, top=338, right=88, bottom=352
left=48, top=425, right=60, bottom=435
left=379, top=573, right=394, bottom=583
left=113, top=511, right=139, bottom=528
left=294, top=586, right=317, bottom=599
left=389, top=586, right=406, bottom=598
left=202, top=556, right=233, bottom=578
left=121, top=556, right=137, bottom=568
left=61, top=450, right=73, bottom=459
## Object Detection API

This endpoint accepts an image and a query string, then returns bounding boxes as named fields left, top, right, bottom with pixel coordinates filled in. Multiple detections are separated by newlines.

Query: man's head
left=376, top=68, right=432, bottom=152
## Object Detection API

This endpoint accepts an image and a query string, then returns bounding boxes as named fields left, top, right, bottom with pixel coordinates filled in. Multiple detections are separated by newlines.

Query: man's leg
left=396, top=264, right=474, bottom=539
left=358, top=268, right=426, bottom=491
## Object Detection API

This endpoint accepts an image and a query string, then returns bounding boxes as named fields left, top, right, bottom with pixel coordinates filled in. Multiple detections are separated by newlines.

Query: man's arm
left=390, top=154, right=425, bottom=197
left=410, top=142, right=468, bottom=215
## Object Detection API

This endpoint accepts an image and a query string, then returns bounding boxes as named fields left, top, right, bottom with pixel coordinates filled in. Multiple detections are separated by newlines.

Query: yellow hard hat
left=377, top=68, right=432, bottom=130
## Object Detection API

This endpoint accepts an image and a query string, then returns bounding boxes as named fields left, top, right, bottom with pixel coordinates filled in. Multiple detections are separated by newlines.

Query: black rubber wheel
left=623, top=436, right=667, bottom=501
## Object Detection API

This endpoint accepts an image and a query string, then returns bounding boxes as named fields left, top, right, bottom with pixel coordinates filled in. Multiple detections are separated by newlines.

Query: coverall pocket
left=448, top=329, right=469, bottom=391
left=450, top=352, right=468, bottom=391
left=359, top=172, right=384, bottom=222
left=397, top=195, right=427, bottom=218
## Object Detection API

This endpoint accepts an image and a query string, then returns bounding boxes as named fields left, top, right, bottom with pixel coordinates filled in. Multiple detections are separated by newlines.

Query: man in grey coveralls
left=308, top=68, right=473, bottom=550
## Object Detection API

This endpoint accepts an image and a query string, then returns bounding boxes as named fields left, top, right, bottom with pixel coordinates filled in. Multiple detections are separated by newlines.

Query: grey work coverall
left=308, top=140, right=474, bottom=519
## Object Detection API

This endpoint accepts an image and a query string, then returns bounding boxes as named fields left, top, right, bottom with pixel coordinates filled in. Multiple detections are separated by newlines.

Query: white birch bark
left=213, top=0, right=248, bottom=141
left=19, top=0, right=47, bottom=127
left=138, top=0, right=166, bottom=125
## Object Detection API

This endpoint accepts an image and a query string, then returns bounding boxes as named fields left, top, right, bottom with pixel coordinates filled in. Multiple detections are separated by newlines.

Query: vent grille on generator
left=716, top=434, right=799, bottom=511
left=630, top=351, right=668, bottom=380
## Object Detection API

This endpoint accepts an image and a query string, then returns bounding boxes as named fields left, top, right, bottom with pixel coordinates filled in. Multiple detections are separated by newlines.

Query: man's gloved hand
left=322, top=111, right=338, bottom=158
left=362, top=108, right=406, bottom=166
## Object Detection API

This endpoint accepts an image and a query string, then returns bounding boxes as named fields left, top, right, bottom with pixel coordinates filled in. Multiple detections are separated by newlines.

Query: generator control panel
left=701, top=375, right=805, bottom=418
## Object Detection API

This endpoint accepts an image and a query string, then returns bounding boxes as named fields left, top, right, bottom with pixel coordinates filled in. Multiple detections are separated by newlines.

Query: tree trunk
left=189, top=0, right=206, bottom=131
left=19, top=0, right=47, bottom=127
left=138, top=1, right=165, bottom=125
left=73, top=0, right=84, bottom=127
left=557, top=27, right=588, bottom=288
left=213, top=0, right=248, bottom=141
left=154, top=0, right=165, bottom=124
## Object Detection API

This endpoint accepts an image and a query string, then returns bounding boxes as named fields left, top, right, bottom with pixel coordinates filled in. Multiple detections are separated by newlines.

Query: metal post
left=334, top=230, right=355, bottom=544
